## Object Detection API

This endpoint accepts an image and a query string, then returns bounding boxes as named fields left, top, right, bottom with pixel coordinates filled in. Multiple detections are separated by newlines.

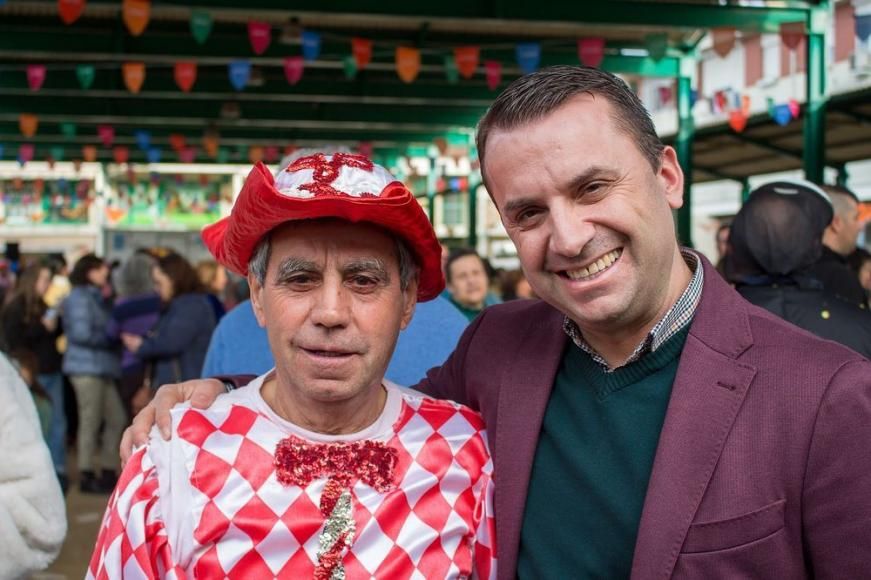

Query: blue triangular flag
left=134, top=130, right=151, bottom=151
left=301, top=30, right=322, bottom=61
left=516, top=42, right=541, bottom=75
left=0, top=144, right=4, bottom=159
left=690, top=89, right=698, bottom=107
left=228, top=60, right=251, bottom=91
left=146, top=147, right=162, bottom=163
left=772, top=104, right=792, bottom=126
left=857, top=14, right=871, bottom=43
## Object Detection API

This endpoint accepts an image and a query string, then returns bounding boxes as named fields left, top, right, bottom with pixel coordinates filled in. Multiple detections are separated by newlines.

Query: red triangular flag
left=169, top=133, right=186, bottom=152
left=248, top=20, right=271, bottom=55
left=58, top=0, right=86, bottom=25
left=577, top=38, right=605, bottom=67
left=485, top=60, right=502, bottom=91
left=454, top=46, right=480, bottom=79
left=174, top=61, right=197, bottom=92
left=352, top=38, right=373, bottom=70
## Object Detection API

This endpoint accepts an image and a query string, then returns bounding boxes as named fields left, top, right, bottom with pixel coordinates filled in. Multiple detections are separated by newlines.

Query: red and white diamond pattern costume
left=89, top=377, right=496, bottom=579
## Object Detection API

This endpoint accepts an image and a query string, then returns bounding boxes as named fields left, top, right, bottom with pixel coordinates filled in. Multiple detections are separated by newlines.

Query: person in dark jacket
left=62, top=254, right=125, bottom=493
left=0, top=263, right=67, bottom=488
left=122, top=252, right=216, bottom=411
left=725, top=180, right=871, bottom=359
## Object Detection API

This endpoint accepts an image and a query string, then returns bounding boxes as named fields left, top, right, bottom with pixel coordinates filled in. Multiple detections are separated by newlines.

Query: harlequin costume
left=88, top=154, right=496, bottom=579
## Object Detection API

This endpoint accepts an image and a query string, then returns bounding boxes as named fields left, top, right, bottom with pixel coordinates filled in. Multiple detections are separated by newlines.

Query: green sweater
left=517, top=325, right=690, bottom=579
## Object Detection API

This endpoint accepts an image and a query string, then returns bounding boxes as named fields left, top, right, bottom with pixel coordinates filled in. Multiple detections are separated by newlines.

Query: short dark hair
left=155, top=252, right=204, bottom=298
left=445, top=247, right=487, bottom=284
left=476, top=65, right=664, bottom=185
left=69, top=253, right=105, bottom=286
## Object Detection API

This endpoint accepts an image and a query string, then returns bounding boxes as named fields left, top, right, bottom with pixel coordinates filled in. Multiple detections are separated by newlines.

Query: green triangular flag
left=50, top=146, right=65, bottom=161
left=216, top=147, right=230, bottom=163
left=644, top=33, right=668, bottom=62
left=444, top=55, right=459, bottom=84
left=76, top=65, right=95, bottom=89
left=343, top=55, right=358, bottom=80
left=60, top=122, right=77, bottom=139
left=766, top=97, right=776, bottom=116
left=190, top=10, right=213, bottom=45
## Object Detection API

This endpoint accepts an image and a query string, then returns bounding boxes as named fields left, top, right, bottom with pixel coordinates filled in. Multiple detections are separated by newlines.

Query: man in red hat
left=90, top=154, right=495, bottom=579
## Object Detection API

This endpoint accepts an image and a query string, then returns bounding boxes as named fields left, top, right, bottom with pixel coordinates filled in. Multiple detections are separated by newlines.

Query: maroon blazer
left=420, top=256, right=871, bottom=579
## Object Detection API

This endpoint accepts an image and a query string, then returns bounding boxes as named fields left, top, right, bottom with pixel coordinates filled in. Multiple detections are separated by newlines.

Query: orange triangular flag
left=123, top=0, right=150, bottom=36
left=19, top=113, right=39, bottom=138
left=396, top=47, right=421, bottom=84
left=122, top=62, right=145, bottom=93
left=454, top=46, right=480, bottom=79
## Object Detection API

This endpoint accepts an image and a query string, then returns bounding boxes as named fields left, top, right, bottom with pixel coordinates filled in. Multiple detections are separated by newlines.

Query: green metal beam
left=803, top=4, right=827, bottom=183
left=675, top=58, right=694, bottom=248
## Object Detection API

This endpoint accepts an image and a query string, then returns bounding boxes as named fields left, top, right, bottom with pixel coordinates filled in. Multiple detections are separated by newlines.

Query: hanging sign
left=454, top=46, right=480, bottom=79
left=396, top=47, right=421, bottom=83
left=190, top=10, right=212, bottom=44
left=302, top=30, right=322, bottom=61
left=444, top=55, right=459, bottom=84
left=122, top=62, right=145, bottom=93
left=284, top=56, right=304, bottom=85
left=248, top=20, right=271, bottom=55
left=577, top=38, right=605, bottom=67
left=76, top=64, right=95, bottom=89
left=58, top=0, right=86, bottom=25
left=515, top=42, right=541, bottom=74
left=352, top=37, right=373, bottom=70
left=27, top=65, right=46, bottom=91
left=19, top=113, right=38, bottom=138
left=712, top=27, right=737, bottom=58
left=485, top=60, right=502, bottom=90
left=174, top=61, right=197, bottom=92
left=228, top=60, right=250, bottom=91
left=122, top=0, right=150, bottom=37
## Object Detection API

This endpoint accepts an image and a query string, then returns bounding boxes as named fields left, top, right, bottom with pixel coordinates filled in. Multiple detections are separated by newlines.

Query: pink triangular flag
left=248, top=21, right=271, bottom=55
left=484, top=60, right=502, bottom=91
left=27, top=65, right=47, bottom=91
left=284, top=57, right=304, bottom=85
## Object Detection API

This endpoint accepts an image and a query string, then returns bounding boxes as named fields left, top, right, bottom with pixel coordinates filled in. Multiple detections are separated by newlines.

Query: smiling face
left=448, top=254, right=489, bottom=309
left=249, top=220, right=417, bottom=408
left=483, top=94, right=690, bottom=342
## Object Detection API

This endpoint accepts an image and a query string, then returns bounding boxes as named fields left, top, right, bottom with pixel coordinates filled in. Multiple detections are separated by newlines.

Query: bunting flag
left=343, top=56, right=358, bottom=80
left=248, top=145, right=264, bottom=164
left=190, top=10, right=212, bottom=44
left=169, top=133, right=186, bottom=152
left=396, top=47, right=421, bottom=83
left=772, top=104, right=792, bottom=126
left=729, top=110, right=748, bottom=133
left=19, top=114, right=38, bottom=138
left=179, top=147, right=197, bottom=163
left=284, top=56, right=304, bottom=85
left=712, top=27, right=737, bottom=58
left=134, top=130, right=151, bottom=150
left=657, top=86, right=673, bottom=106
left=264, top=145, right=279, bottom=163
left=302, top=30, right=322, bottom=61
left=351, top=37, right=373, bottom=69
left=18, top=144, right=35, bottom=165
left=146, top=147, right=162, bottom=163
left=858, top=14, right=871, bottom=43
left=484, top=60, right=502, bottom=90
left=741, top=94, right=751, bottom=116
left=203, top=133, right=219, bottom=158
left=26, top=65, right=46, bottom=91
left=228, top=60, right=251, bottom=91
left=515, top=42, right=541, bottom=74
left=97, top=125, right=114, bottom=147
left=50, top=146, right=65, bottom=162
left=358, top=141, right=373, bottom=158
left=216, top=147, right=230, bottom=163
left=444, top=55, right=459, bottom=84
left=122, top=62, right=145, bottom=93
left=780, top=21, right=805, bottom=50
left=60, top=122, right=77, bottom=139
left=0, top=144, right=4, bottom=160
left=714, top=90, right=728, bottom=113
left=690, top=89, right=698, bottom=107
left=433, top=137, right=448, bottom=155
left=76, top=64, right=95, bottom=89
left=766, top=96, right=776, bottom=116
left=454, top=46, right=480, bottom=79
left=577, top=37, right=606, bottom=68
left=645, top=33, right=669, bottom=62
left=788, top=98, right=800, bottom=118
left=58, top=0, right=86, bottom=25
left=113, top=146, right=129, bottom=164
left=82, top=144, right=98, bottom=161
left=174, top=61, right=197, bottom=92
left=122, top=0, right=150, bottom=37
left=248, top=20, right=271, bottom=55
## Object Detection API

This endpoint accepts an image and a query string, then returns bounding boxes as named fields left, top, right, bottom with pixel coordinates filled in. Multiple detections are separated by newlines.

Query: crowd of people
left=0, top=64, right=869, bottom=579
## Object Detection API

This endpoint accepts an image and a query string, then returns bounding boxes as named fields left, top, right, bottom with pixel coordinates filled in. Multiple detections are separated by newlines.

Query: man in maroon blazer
left=126, top=67, right=871, bottom=579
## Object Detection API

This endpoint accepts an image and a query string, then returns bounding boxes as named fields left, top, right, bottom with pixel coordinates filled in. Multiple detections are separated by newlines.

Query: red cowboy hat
left=202, top=153, right=444, bottom=301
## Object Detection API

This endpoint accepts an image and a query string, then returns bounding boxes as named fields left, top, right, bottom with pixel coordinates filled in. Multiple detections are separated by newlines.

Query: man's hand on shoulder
left=120, top=378, right=226, bottom=465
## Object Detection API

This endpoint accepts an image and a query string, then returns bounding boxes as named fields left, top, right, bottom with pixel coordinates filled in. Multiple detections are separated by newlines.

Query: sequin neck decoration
left=275, top=435, right=399, bottom=578
left=285, top=153, right=376, bottom=198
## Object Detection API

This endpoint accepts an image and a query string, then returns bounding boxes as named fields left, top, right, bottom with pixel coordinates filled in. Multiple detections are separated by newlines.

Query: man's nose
left=309, top=277, right=351, bottom=329
left=549, top=204, right=595, bottom=258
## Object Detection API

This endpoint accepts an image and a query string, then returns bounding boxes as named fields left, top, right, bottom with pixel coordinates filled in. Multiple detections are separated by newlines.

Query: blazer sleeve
left=801, top=358, right=871, bottom=578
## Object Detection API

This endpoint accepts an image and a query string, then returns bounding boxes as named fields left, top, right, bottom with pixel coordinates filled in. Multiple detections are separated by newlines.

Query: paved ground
left=37, top=483, right=109, bottom=579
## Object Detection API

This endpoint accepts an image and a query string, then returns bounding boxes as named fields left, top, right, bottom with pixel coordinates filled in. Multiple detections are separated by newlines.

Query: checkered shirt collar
left=563, top=249, right=704, bottom=372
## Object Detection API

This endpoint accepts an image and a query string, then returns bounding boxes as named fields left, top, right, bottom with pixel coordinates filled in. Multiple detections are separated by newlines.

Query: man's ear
left=399, top=279, right=418, bottom=331
left=248, top=271, right=268, bottom=328
left=657, top=146, right=685, bottom=211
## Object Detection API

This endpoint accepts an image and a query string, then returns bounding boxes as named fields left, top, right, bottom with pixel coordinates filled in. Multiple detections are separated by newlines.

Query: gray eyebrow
left=343, top=258, right=391, bottom=283
left=272, top=257, right=391, bottom=284
left=274, top=257, right=318, bottom=283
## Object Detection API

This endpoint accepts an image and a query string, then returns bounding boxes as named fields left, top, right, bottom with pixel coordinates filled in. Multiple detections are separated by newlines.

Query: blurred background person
left=42, top=254, right=71, bottom=311
left=122, top=252, right=216, bottom=411
left=499, top=269, right=535, bottom=301
left=848, top=247, right=871, bottom=307
left=196, top=259, right=228, bottom=321
left=444, top=247, right=500, bottom=320
left=107, top=250, right=162, bottom=417
left=0, top=262, right=67, bottom=490
left=62, top=253, right=124, bottom=494
left=715, top=222, right=731, bottom=276
left=808, top=185, right=867, bottom=307
left=0, top=258, right=15, bottom=306
left=0, top=351, right=67, bottom=579
left=725, top=180, right=871, bottom=358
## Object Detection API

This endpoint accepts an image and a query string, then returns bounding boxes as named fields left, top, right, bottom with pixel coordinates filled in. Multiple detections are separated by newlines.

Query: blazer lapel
left=494, top=303, right=566, bottom=580
left=631, top=256, right=758, bottom=580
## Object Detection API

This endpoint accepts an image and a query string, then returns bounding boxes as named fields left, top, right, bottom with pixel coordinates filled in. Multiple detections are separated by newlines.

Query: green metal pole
left=426, top=155, right=438, bottom=224
left=741, top=178, right=751, bottom=203
left=836, top=165, right=849, bottom=188
left=804, top=5, right=828, bottom=183
left=675, top=57, right=695, bottom=248
left=467, top=181, right=478, bottom=248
